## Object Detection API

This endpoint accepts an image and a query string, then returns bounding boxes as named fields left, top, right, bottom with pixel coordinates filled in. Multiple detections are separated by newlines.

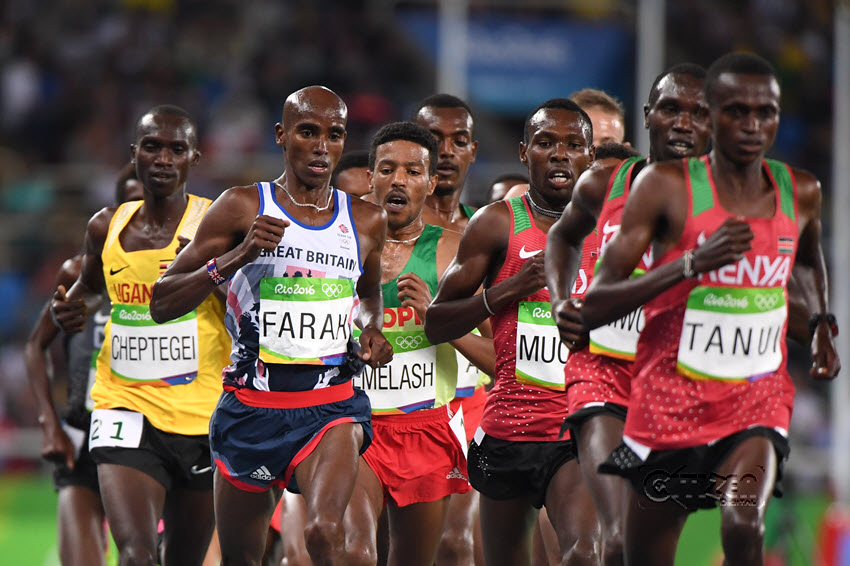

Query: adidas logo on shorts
left=250, top=466, right=274, bottom=481
left=446, top=467, right=468, bottom=481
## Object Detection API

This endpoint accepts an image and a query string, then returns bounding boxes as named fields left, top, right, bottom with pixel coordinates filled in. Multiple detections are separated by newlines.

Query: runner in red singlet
left=546, top=64, right=711, bottom=566
left=582, top=52, right=839, bottom=566
left=426, top=98, right=598, bottom=566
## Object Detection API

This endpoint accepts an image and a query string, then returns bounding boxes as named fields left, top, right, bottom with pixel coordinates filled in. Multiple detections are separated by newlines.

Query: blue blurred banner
left=400, top=9, right=634, bottom=115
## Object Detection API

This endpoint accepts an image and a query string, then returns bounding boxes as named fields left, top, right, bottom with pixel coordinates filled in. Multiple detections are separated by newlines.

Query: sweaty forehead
left=655, top=74, right=706, bottom=102
left=712, top=72, right=780, bottom=104
left=376, top=139, right=430, bottom=165
left=529, top=108, right=589, bottom=138
left=137, top=113, right=195, bottom=144
left=415, top=106, right=473, bottom=133
left=283, top=91, right=347, bottom=128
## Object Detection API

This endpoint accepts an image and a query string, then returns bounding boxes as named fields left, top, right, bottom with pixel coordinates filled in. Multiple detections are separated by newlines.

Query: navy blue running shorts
left=210, top=384, right=372, bottom=493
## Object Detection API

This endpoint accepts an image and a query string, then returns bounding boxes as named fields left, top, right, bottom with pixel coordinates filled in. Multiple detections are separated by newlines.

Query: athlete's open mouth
left=308, top=160, right=329, bottom=173
left=384, top=191, right=409, bottom=211
left=667, top=138, right=694, bottom=151
left=548, top=169, right=572, bottom=188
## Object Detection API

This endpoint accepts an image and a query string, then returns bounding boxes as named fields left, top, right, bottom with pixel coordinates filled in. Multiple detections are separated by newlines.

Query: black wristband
left=808, top=313, right=839, bottom=337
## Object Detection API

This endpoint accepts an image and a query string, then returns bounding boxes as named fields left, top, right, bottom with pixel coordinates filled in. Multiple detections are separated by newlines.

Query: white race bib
left=677, top=286, right=787, bottom=381
left=515, top=301, right=568, bottom=390
left=110, top=304, right=199, bottom=385
left=354, top=306, right=438, bottom=413
left=589, top=305, right=645, bottom=361
left=86, top=353, right=97, bottom=411
left=589, top=267, right=645, bottom=361
left=455, top=328, right=483, bottom=397
left=89, top=409, right=144, bottom=449
left=259, top=277, right=354, bottom=365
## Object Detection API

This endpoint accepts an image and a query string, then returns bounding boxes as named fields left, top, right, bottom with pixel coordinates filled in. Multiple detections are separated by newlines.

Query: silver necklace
left=275, top=180, right=333, bottom=212
left=386, top=233, right=422, bottom=245
left=526, top=191, right=564, bottom=218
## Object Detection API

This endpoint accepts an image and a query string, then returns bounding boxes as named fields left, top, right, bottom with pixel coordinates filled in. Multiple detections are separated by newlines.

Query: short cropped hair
left=705, top=52, right=777, bottom=105
left=368, top=122, right=439, bottom=175
left=135, top=104, right=197, bottom=146
left=569, top=89, right=626, bottom=122
left=594, top=142, right=642, bottom=161
left=647, top=63, right=707, bottom=107
left=411, top=94, right=475, bottom=123
left=524, top=98, right=593, bottom=145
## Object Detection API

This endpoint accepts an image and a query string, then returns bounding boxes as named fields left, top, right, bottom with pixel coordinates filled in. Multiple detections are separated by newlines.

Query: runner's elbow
left=579, top=296, right=605, bottom=330
left=424, top=305, right=449, bottom=344
left=149, top=286, right=171, bottom=324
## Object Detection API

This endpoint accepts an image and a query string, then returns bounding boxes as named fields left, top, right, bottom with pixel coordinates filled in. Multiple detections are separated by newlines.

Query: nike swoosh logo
left=602, top=220, right=619, bottom=235
left=190, top=465, right=212, bottom=475
left=109, top=266, right=129, bottom=276
left=93, top=309, right=111, bottom=324
left=518, top=246, right=542, bottom=259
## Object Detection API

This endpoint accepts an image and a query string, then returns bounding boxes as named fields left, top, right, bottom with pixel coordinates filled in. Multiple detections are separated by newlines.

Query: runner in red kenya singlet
left=426, top=98, right=599, bottom=566
left=581, top=53, right=839, bottom=566
left=546, top=64, right=711, bottom=566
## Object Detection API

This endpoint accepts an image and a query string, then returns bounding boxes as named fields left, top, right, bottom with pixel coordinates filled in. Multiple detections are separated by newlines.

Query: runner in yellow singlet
left=51, top=105, right=229, bottom=566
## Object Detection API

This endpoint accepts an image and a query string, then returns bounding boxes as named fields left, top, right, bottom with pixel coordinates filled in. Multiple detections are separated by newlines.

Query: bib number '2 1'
left=89, top=409, right=144, bottom=449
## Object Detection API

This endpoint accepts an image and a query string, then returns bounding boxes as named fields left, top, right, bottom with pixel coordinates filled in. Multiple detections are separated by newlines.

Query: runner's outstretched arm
left=26, top=258, right=82, bottom=470
left=150, top=187, right=285, bottom=323
left=791, top=170, right=840, bottom=379
left=583, top=163, right=754, bottom=328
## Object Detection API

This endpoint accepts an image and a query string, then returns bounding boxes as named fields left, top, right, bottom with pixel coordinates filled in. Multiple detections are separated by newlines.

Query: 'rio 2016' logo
left=274, top=283, right=315, bottom=296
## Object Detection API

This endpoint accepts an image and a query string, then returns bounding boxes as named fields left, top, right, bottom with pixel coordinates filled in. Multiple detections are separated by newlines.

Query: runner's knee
left=559, top=535, right=598, bottom=566
left=436, top=525, right=474, bottom=564
left=118, top=541, right=159, bottom=566
left=303, top=517, right=344, bottom=559
left=600, top=533, right=624, bottom=566
left=721, top=506, right=764, bottom=561
left=341, top=543, right=378, bottom=566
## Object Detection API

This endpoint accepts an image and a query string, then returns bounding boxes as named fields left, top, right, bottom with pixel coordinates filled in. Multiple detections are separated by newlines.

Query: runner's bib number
left=110, top=304, right=199, bottom=386
left=677, top=286, right=787, bottom=381
left=89, top=409, right=144, bottom=449
left=515, top=301, right=568, bottom=390
left=589, top=268, right=645, bottom=361
left=456, top=328, right=483, bottom=397
left=258, top=277, right=354, bottom=365
left=354, top=306, right=438, bottom=413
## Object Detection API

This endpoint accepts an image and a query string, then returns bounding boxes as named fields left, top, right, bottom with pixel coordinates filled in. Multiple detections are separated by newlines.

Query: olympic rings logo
left=322, top=283, right=345, bottom=298
left=395, top=335, right=424, bottom=349
left=754, top=293, right=779, bottom=311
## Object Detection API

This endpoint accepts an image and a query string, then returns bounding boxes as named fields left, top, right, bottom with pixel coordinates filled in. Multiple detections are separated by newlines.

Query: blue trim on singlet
left=257, top=182, right=265, bottom=214
left=346, top=192, right=364, bottom=275
left=267, top=183, right=341, bottom=230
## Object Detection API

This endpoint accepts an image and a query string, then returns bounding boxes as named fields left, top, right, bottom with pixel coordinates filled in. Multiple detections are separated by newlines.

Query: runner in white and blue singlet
left=150, top=86, right=392, bottom=566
